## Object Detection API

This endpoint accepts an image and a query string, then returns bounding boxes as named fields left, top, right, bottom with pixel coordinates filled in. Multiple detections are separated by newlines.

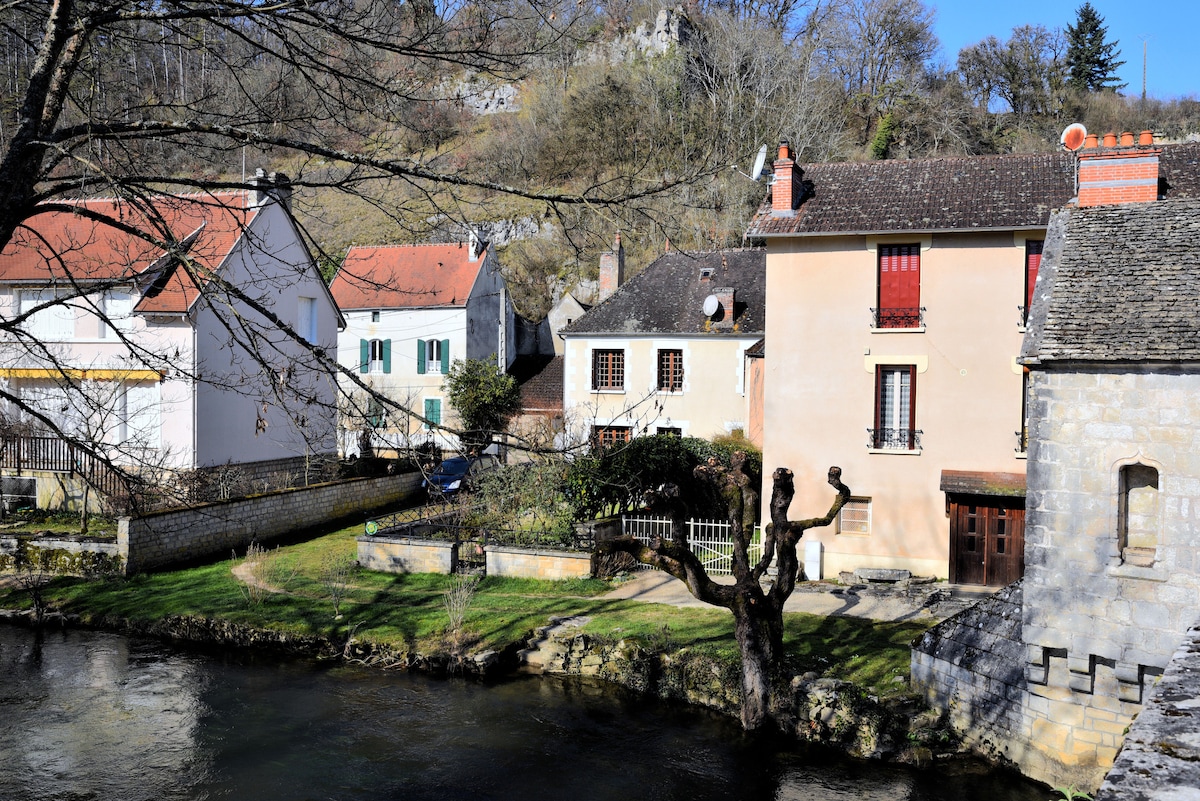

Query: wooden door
left=950, top=497, right=1025, bottom=586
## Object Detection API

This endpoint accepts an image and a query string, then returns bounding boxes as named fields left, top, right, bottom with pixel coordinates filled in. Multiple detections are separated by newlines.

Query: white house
left=0, top=173, right=342, bottom=503
left=330, top=236, right=515, bottom=454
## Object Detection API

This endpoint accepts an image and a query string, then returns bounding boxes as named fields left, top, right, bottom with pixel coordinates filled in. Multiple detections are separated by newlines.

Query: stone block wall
left=357, top=536, right=457, bottom=574
left=121, top=472, right=422, bottom=573
left=1018, top=368, right=1200, bottom=787
left=486, top=545, right=592, bottom=580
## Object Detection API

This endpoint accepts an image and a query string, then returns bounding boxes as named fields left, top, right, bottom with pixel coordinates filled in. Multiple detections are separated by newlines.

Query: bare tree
left=597, top=455, right=850, bottom=730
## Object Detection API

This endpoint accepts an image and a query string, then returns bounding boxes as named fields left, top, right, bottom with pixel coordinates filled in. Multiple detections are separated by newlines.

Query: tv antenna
left=730, top=144, right=769, bottom=181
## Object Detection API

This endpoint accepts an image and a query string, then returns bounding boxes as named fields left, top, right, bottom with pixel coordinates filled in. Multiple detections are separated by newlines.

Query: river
left=0, top=626, right=1047, bottom=801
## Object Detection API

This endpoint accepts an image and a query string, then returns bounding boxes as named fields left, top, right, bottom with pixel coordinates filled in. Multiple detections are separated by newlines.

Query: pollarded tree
left=1065, top=2, right=1126, bottom=93
left=597, top=455, right=850, bottom=730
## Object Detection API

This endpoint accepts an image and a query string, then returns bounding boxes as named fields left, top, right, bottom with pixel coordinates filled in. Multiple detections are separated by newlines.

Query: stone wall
left=486, top=545, right=592, bottom=580
left=121, top=472, right=422, bottom=573
left=357, top=536, right=457, bottom=574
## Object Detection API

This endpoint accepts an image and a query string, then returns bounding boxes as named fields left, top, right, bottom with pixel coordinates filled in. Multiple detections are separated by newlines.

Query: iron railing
left=1016, top=428, right=1028, bottom=453
left=867, top=428, right=922, bottom=450
left=0, top=435, right=128, bottom=499
left=871, top=306, right=925, bottom=329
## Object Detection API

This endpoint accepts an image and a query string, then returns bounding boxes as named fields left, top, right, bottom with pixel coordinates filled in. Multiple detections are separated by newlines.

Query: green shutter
left=381, top=339, right=392, bottom=374
left=416, top=339, right=426, bottom=375
left=359, top=339, right=369, bottom=374
left=440, top=339, right=450, bottom=373
left=424, top=398, right=441, bottom=427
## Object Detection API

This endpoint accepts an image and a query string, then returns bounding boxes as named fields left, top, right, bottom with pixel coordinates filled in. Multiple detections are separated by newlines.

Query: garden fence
left=622, top=515, right=763, bottom=576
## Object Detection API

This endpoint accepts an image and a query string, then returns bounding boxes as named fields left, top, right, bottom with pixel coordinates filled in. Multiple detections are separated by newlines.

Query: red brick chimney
left=771, top=140, right=800, bottom=213
left=598, top=232, right=625, bottom=302
left=1077, top=130, right=1160, bottom=207
left=711, top=286, right=735, bottom=329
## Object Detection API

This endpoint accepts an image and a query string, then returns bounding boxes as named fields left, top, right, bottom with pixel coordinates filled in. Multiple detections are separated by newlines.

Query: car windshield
left=433, top=458, right=470, bottom=476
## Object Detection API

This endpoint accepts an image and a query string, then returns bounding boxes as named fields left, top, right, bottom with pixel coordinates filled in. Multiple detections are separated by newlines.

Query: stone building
left=913, top=136, right=1200, bottom=791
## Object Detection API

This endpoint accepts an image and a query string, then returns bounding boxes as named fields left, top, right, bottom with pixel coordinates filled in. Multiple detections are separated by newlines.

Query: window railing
left=1018, top=304, right=1028, bottom=326
left=1016, top=428, right=1028, bottom=453
left=871, top=307, right=925, bottom=329
left=867, top=428, right=922, bottom=450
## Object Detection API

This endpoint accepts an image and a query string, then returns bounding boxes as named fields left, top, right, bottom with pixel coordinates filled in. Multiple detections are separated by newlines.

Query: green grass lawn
left=0, top=517, right=931, bottom=698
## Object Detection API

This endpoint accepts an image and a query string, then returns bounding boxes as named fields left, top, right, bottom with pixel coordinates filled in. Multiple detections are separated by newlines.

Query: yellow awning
left=0, top=368, right=163, bottom=381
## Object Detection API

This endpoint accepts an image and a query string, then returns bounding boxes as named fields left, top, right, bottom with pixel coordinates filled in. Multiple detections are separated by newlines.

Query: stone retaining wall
left=357, top=536, right=458, bottom=574
left=486, top=545, right=592, bottom=580
left=121, top=472, right=422, bottom=573
left=1, top=534, right=119, bottom=559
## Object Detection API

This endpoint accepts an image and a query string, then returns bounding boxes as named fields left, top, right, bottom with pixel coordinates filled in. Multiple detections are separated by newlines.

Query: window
left=838, top=498, right=871, bottom=535
left=416, top=338, right=449, bottom=375
left=1119, top=464, right=1159, bottom=567
left=592, top=349, right=624, bottom=391
left=656, top=426, right=681, bottom=437
left=875, top=244, right=921, bottom=328
left=1017, top=369, right=1030, bottom=453
left=297, top=297, right=317, bottom=343
left=657, top=349, right=684, bottom=393
left=424, top=398, right=442, bottom=429
left=360, top=338, right=391, bottom=374
left=1024, top=240, right=1044, bottom=325
left=366, top=397, right=386, bottom=428
left=119, top=381, right=161, bottom=449
left=19, top=289, right=75, bottom=340
left=592, top=425, right=631, bottom=447
left=871, top=365, right=918, bottom=450
left=371, top=310, right=381, bottom=322
left=100, top=290, right=133, bottom=339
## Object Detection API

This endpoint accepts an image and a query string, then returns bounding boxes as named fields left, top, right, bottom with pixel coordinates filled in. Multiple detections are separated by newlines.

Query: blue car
left=422, top=455, right=501, bottom=497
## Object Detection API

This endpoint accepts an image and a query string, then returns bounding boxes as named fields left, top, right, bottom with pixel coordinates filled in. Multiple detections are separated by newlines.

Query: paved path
left=602, top=570, right=992, bottom=624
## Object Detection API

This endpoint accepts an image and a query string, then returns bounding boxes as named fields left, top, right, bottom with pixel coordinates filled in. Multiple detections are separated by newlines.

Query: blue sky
left=932, top=1, right=1200, bottom=100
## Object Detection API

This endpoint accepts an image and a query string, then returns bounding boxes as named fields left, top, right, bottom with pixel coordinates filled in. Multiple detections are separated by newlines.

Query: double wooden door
left=949, top=496, right=1025, bottom=586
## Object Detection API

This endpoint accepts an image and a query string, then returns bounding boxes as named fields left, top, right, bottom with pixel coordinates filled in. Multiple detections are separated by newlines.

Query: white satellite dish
left=730, top=144, right=770, bottom=181
left=750, top=144, right=769, bottom=180
left=703, top=294, right=720, bottom=316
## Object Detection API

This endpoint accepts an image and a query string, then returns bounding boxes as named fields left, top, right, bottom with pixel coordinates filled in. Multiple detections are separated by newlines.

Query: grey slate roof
left=745, top=142, right=1200, bottom=238
left=561, top=249, right=765, bottom=335
left=1021, top=196, right=1200, bottom=364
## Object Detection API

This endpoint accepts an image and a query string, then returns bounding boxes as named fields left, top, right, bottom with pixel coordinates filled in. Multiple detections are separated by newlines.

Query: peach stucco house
left=746, top=141, right=1200, bottom=583
left=560, top=245, right=764, bottom=445
left=330, top=237, right=515, bottom=455
left=0, top=174, right=342, bottom=503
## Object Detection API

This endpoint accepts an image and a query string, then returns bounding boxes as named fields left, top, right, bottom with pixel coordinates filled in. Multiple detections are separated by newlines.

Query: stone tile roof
left=561, top=249, right=765, bottom=335
left=939, top=470, right=1026, bottom=498
left=745, top=142, right=1200, bottom=238
left=1022, top=196, right=1200, bottom=364
left=511, top=354, right=563, bottom=413
left=330, top=243, right=486, bottom=310
left=0, top=192, right=257, bottom=314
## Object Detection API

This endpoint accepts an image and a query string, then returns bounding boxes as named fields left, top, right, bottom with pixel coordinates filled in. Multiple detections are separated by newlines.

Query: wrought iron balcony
left=871, top=306, right=925, bottom=329
left=867, top=428, right=922, bottom=450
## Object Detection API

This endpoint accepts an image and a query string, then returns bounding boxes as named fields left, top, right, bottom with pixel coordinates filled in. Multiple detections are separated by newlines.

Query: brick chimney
left=1077, top=130, right=1160, bottom=207
left=598, top=232, right=625, bottom=303
left=250, top=169, right=292, bottom=212
left=771, top=140, right=801, bottom=214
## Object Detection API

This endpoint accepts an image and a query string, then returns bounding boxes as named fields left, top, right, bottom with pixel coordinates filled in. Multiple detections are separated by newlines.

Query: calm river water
left=0, top=626, right=1047, bottom=801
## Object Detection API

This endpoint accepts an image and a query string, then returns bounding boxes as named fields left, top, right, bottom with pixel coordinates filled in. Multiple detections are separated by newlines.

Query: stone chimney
left=711, top=286, right=735, bottom=329
left=1077, top=130, right=1159, bottom=207
left=771, top=140, right=800, bottom=214
left=598, top=232, right=625, bottom=303
left=250, top=169, right=293, bottom=212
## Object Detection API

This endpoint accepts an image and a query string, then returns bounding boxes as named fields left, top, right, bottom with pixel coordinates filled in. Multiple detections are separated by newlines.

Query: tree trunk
left=732, top=592, right=780, bottom=730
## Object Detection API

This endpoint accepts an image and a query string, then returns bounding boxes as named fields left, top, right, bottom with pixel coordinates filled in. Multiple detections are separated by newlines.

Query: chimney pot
left=1103, top=132, right=1118, bottom=147
left=1084, top=133, right=1099, bottom=149
left=1120, top=131, right=1134, bottom=146
left=1139, top=130, right=1154, bottom=146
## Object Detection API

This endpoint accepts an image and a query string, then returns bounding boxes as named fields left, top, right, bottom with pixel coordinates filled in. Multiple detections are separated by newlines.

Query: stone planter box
left=486, top=545, right=593, bottom=580
left=357, top=536, right=458, bottom=574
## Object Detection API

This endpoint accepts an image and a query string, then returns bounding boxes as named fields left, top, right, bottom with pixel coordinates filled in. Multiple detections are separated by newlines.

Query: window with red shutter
left=876, top=244, right=921, bottom=328
left=1024, top=240, right=1043, bottom=324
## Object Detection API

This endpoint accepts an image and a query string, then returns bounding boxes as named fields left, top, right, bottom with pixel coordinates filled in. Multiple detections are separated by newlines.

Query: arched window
left=1119, top=464, right=1159, bottom=567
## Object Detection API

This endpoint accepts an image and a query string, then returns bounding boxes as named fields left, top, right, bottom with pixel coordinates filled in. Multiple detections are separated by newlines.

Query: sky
left=931, top=1, right=1200, bottom=100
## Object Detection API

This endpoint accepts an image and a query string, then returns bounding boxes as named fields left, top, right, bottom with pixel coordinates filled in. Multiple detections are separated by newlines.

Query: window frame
left=871, top=364, right=919, bottom=451
left=656, top=348, right=684, bottom=393
left=875, top=244, right=922, bottom=330
left=297, top=296, right=318, bottom=344
left=592, top=425, right=631, bottom=447
left=1023, top=239, right=1044, bottom=326
left=591, top=348, right=625, bottom=392
left=837, top=497, right=872, bottom=536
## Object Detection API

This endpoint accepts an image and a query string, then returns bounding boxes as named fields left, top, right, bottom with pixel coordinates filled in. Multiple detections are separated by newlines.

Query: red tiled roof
left=512, top=354, right=563, bottom=413
left=330, top=243, right=487, bottom=310
left=0, top=192, right=256, bottom=314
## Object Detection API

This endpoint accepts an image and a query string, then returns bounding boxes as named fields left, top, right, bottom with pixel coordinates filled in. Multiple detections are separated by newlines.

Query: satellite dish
left=703, top=294, right=720, bottom=316
left=1061, top=123, right=1087, bottom=152
left=750, top=144, right=769, bottom=180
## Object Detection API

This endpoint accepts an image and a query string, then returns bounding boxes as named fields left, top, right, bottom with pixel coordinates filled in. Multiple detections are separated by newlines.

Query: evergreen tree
left=1065, top=2, right=1126, bottom=92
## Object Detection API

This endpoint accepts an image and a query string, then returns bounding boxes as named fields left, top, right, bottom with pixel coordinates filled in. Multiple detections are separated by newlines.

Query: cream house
left=560, top=246, right=764, bottom=445
left=330, top=237, right=515, bottom=454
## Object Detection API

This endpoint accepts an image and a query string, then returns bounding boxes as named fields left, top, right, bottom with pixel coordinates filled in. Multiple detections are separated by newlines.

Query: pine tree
left=1065, top=3, right=1127, bottom=92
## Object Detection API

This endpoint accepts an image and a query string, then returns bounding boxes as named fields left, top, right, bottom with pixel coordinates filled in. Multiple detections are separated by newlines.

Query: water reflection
left=0, top=627, right=1045, bottom=801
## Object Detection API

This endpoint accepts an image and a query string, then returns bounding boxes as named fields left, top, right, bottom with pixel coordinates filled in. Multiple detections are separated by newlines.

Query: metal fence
left=622, top=515, right=763, bottom=576
left=0, top=435, right=129, bottom=501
